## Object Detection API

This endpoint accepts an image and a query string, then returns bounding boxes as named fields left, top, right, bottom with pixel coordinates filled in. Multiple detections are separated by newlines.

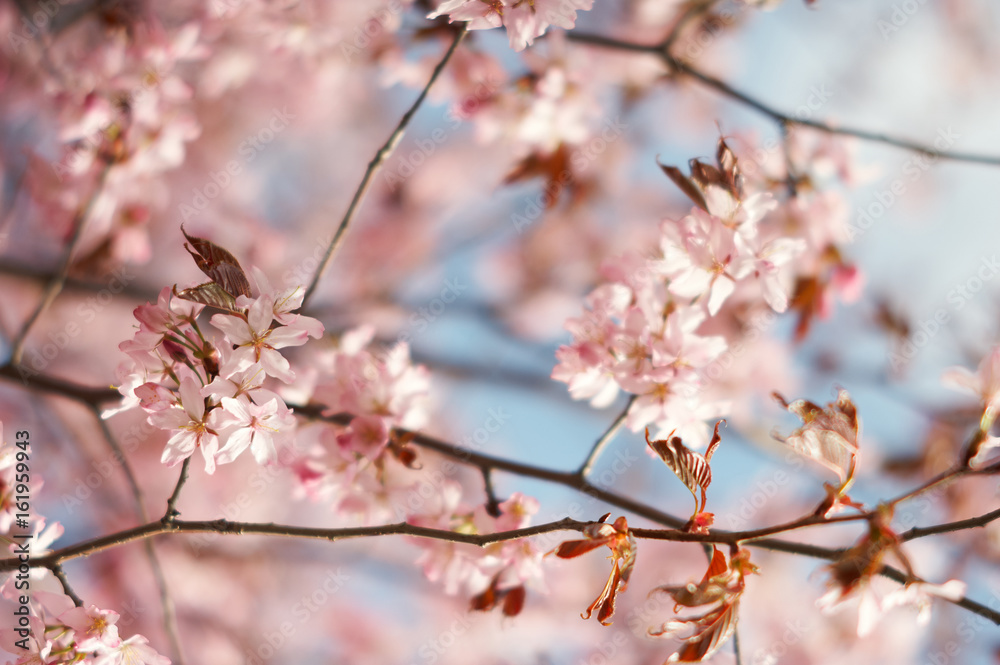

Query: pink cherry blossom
left=211, top=294, right=320, bottom=383
left=148, top=376, right=221, bottom=474
left=213, top=396, right=295, bottom=466
left=942, top=345, right=1000, bottom=426
left=58, top=605, right=121, bottom=652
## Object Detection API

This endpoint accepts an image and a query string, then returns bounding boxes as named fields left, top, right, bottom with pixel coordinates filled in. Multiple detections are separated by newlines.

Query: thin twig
left=163, top=458, right=191, bottom=523
left=91, top=405, right=186, bottom=665
left=49, top=564, right=83, bottom=607
left=300, top=25, right=468, bottom=309
left=0, top=363, right=121, bottom=403
left=481, top=467, right=502, bottom=517
left=5, top=513, right=999, bottom=625
left=564, top=31, right=1000, bottom=167
left=9, top=164, right=111, bottom=365
left=901, top=507, right=1000, bottom=542
left=662, top=0, right=719, bottom=53
left=576, top=395, right=637, bottom=478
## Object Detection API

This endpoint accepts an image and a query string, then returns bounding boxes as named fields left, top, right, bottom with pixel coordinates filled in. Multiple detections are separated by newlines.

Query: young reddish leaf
left=173, top=282, right=240, bottom=312
left=773, top=389, right=860, bottom=491
left=181, top=227, right=252, bottom=300
left=553, top=538, right=610, bottom=559
left=658, top=160, right=709, bottom=212
left=470, top=576, right=527, bottom=618
left=650, top=547, right=756, bottom=663
left=552, top=515, right=636, bottom=627
left=583, top=559, right=622, bottom=625
left=715, top=137, right=743, bottom=198
left=665, top=600, right=740, bottom=663
left=645, top=421, right=725, bottom=516
left=502, top=586, right=526, bottom=618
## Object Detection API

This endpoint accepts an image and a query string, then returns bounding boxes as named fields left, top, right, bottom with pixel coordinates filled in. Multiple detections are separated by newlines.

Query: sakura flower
left=504, top=0, right=595, bottom=52
left=211, top=294, right=320, bottom=383
left=133, top=286, right=203, bottom=335
left=92, top=634, right=170, bottom=665
left=942, top=345, right=1000, bottom=429
left=213, top=396, right=295, bottom=466
left=148, top=376, right=220, bottom=474
left=58, top=605, right=121, bottom=652
left=241, top=267, right=325, bottom=336
left=429, top=0, right=594, bottom=52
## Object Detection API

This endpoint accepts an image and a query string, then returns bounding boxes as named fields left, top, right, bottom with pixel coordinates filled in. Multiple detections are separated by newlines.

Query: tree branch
left=564, top=31, right=1000, bottom=167
left=576, top=395, right=636, bottom=478
left=301, top=25, right=468, bottom=309
left=9, top=164, right=111, bottom=365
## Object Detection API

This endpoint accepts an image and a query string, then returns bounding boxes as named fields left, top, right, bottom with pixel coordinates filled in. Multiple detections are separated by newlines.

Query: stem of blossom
left=564, top=31, right=1000, bottom=167
left=49, top=564, right=83, bottom=607
left=9, top=163, right=112, bottom=366
left=884, top=466, right=968, bottom=509
left=482, top=467, right=502, bottom=517
left=163, top=458, right=192, bottom=523
left=779, top=122, right=800, bottom=197
left=575, top=395, right=637, bottom=478
left=300, top=25, right=468, bottom=310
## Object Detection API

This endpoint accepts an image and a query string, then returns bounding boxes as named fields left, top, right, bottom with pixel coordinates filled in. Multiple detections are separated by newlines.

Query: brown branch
left=9, top=163, right=112, bottom=365
left=163, top=458, right=191, bottom=523
left=0, top=517, right=592, bottom=572
left=301, top=25, right=468, bottom=309
left=564, top=31, right=1000, bottom=167
left=0, top=363, right=121, bottom=403
left=901, top=507, right=1000, bottom=542
left=49, top=564, right=83, bottom=607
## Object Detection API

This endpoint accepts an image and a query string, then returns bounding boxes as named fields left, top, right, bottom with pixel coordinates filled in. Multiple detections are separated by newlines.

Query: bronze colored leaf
left=646, top=421, right=724, bottom=515
left=173, top=282, right=240, bottom=313
left=658, top=161, right=708, bottom=212
left=181, top=227, right=251, bottom=299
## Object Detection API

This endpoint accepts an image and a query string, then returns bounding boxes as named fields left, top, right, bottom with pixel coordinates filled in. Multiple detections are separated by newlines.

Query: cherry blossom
left=148, top=376, right=221, bottom=474
left=429, top=0, right=594, bottom=51
left=213, top=396, right=295, bottom=466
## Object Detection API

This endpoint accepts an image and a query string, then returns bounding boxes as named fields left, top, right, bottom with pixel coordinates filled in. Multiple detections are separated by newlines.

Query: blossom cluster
left=552, top=136, right=864, bottom=446
left=0, top=590, right=168, bottom=665
left=283, top=327, right=548, bottom=610
left=429, top=0, right=595, bottom=52
left=109, top=255, right=323, bottom=473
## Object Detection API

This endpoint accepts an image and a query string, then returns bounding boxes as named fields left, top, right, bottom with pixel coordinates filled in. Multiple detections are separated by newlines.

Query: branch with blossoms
left=3, top=220, right=1000, bottom=661
left=4, top=2, right=1000, bottom=665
